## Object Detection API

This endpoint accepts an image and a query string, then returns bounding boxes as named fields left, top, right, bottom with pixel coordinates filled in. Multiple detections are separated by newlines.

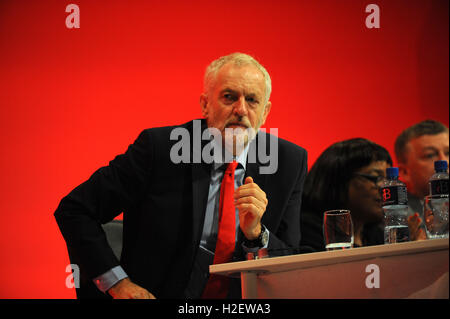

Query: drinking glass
left=424, top=195, right=449, bottom=239
left=323, top=210, right=354, bottom=250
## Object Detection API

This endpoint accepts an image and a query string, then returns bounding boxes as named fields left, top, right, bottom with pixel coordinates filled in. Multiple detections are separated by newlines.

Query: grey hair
left=203, top=52, right=272, bottom=105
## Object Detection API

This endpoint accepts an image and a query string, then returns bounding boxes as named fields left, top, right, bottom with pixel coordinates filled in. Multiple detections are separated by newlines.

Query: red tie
left=202, top=161, right=238, bottom=299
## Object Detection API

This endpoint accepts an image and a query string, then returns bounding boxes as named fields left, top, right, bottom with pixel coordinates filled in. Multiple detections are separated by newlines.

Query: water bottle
left=381, top=167, right=410, bottom=244
left=426, top=160, right=449, bottom=239
left=429, top=160, right=449, bottom=196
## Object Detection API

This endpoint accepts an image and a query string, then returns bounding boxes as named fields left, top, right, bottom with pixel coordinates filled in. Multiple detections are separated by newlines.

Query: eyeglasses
left=353, top=173, right=385, bottom=186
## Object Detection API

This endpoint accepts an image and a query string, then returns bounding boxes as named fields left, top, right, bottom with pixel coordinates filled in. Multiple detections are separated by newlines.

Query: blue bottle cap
left=386, top=167, right=399, bottom=178
left=435, top=160, right=448, bottom=171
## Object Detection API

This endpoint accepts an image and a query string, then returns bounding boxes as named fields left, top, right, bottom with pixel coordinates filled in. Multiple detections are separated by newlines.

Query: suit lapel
left=190, top=119, right=212, bottom=249
left=191, top=163, right=211, bottom=246
left=245, top=131, right=268, bottom=194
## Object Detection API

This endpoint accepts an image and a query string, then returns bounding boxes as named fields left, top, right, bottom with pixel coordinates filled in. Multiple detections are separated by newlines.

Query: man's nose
left=233, top=96, right=248, bottom=116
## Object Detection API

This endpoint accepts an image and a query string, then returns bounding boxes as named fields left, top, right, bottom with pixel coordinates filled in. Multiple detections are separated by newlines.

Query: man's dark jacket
left=54, top=119, right=307, bottom=298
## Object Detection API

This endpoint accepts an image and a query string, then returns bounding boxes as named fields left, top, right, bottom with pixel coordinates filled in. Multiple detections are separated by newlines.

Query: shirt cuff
left=241, top=227, right=270, bottom=253
left=92, top=265, right=128, bottom=293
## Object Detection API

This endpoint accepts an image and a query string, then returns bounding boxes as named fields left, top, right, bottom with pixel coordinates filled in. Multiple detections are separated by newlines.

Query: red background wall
left=0, top=0, right=448, bottom=298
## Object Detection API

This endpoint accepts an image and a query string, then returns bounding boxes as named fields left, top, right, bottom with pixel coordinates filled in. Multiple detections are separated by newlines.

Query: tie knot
left=225, top=161, right=238, bottom=174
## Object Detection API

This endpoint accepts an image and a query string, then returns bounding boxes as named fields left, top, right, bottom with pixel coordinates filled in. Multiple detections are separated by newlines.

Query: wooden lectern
left=210, top=238, right=449, bottom=299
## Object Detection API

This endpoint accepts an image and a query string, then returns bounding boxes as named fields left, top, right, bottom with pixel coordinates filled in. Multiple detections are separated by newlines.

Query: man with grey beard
left=55, top=53, right=308, bottom=299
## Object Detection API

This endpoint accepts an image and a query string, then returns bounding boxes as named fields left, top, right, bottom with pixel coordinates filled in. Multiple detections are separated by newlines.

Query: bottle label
left=381, top=186, right=408, bottom=206
left=431, top=179, right=449, bottom=195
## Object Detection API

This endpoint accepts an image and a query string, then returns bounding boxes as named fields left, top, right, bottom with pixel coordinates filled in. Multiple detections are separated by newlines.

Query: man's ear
left=398, top=162, right=411, bottom=184
left=200, top=94, right=208, bottom=118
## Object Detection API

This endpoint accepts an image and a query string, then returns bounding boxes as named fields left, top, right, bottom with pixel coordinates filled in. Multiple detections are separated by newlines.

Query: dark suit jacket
left=54, top=119, right=308, bottom=298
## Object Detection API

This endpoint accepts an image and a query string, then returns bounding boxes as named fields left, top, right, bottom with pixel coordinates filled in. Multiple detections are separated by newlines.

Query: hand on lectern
left=108, top=278, right=156, bottom=299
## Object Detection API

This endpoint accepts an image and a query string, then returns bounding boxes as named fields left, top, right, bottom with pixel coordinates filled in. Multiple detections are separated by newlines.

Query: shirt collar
left=208, top=136, right=250, bottom=172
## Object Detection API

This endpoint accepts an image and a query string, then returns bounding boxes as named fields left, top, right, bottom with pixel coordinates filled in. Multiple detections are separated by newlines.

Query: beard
left=223, top=126, right=258, bottom=156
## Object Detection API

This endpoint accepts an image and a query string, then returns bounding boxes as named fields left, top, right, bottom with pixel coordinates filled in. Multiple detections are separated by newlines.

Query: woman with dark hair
left=300, top=138, right=423, bottom=251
